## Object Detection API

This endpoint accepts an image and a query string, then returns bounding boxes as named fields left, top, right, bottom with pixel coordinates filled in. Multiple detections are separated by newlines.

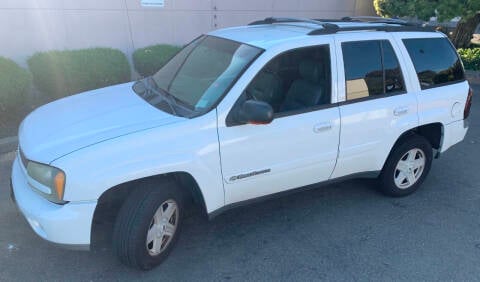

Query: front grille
left=19, top=147, right=29, bottom=169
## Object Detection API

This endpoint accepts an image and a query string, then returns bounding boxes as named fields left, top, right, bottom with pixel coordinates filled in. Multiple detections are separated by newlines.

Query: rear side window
left=403, top=38, right=465, bottom=89
left=342, top=40, right=405, bottom=101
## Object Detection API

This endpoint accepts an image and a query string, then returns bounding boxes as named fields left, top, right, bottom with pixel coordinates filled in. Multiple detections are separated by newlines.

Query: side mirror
left=235, top=100, right=274, bottom=125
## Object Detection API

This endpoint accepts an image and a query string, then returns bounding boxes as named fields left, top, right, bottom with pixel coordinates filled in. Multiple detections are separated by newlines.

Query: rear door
left=396, top=34, right=470, bottom=152
left=332, top=33, right=419, bottom=178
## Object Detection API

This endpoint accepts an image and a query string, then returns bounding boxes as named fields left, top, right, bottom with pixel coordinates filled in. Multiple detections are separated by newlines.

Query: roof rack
left=248, top=17, right=435, bottom=35
left=308, top=25, right=434, bottom=35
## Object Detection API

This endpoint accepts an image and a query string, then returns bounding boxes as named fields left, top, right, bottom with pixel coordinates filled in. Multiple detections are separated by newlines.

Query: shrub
left=27, top=48, right=131, bottom=99
left=0, top=57, right=31, bottom=112
left=458, top=48, right=480, bottom=71
left=133, top=44, right=181, bottom=77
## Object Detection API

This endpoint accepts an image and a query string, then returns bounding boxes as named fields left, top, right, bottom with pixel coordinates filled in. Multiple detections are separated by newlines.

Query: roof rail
left=341, top=16, right=417, bottom=26
left=308, top=25, right=435, bottom=35
left=250, top=16, right=419, bottom=27
left=313, top=18, right=350, bottom=23
left=247, top=16, right=434, bottom=35
left=248, top=17, right=325, bottom=26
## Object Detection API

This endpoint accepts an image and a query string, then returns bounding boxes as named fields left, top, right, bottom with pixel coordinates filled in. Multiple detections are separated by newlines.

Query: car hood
left=19, top=82, right=184, bottom=164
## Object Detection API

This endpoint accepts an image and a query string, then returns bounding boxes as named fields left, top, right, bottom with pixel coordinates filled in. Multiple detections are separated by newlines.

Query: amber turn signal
left=54, top=172, right=66, bottom=200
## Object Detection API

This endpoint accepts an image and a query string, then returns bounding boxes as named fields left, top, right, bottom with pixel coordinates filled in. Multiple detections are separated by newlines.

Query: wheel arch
left=90, top=171, right=207, bottom=250
left=382, top=122, right=444, bottom=170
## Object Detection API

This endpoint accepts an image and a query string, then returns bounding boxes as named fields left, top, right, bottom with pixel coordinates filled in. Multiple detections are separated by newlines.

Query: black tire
left=112, top=179, right=184, bottom=270
left=379, top=134, right=433, bottom=197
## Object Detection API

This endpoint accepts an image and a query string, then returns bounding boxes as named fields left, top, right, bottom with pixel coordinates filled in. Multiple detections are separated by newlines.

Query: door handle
left=394, top=106, right=409, bottom=116
left=313, top=122, right=332, bottom=133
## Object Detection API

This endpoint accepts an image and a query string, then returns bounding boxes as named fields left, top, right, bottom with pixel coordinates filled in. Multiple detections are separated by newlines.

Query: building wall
left=0, top=0, right=375, bottom=65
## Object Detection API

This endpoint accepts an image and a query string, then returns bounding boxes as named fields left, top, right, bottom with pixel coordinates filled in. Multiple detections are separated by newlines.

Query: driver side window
left=245, top=45, right=331, bottom=114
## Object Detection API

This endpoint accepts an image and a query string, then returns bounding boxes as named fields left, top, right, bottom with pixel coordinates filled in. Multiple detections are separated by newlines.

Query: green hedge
left=27, top=48, right=131, bottom=100
left=133, top=44, right=181, bottom=77
left=0, top=57, right=31, bottom=112
left=458, top=48, right=480, bottom=71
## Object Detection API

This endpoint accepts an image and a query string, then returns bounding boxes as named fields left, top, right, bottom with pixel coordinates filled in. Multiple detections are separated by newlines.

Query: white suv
left=10, top=18, right=472, bottom=270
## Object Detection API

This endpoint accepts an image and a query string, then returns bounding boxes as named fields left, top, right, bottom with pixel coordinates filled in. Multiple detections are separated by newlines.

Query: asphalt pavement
left=1, top=86, right=480, bottom=281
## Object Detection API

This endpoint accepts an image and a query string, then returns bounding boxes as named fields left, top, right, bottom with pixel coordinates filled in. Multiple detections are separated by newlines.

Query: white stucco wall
left=0, top=0, right=375, bottom=65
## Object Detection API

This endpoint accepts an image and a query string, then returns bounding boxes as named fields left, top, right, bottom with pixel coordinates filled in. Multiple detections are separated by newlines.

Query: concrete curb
left=0, top=136, right=18, bottom=154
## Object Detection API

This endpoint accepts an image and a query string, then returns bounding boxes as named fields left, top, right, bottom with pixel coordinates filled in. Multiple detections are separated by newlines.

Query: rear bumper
left=11, top=157, right=96, bottom=248
left=440, top=119, right=469, bottom=153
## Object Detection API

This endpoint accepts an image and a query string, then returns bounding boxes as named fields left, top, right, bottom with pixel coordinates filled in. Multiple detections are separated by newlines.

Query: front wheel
left=112, top=179, right=184, bottom=270
left=379, top=135, right=433, bottom=197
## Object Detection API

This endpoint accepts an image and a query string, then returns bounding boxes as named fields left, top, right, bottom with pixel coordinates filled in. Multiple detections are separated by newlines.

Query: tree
left=374, top=0, right=480, bottom=48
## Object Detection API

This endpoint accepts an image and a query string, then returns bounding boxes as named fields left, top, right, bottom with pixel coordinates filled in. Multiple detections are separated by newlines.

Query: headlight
left=26, top=161, right=66, bottom=204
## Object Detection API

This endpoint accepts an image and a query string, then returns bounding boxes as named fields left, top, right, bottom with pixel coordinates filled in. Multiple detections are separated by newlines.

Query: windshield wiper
left=142, top=77, right=179, bottom=116
left=147, top=77, right=200, bottom=114
left=134, top=77, right=200, bottom=118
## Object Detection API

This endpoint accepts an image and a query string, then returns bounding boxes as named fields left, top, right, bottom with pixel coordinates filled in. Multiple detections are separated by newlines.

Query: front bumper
left=11, top=157, right=96, bottom=248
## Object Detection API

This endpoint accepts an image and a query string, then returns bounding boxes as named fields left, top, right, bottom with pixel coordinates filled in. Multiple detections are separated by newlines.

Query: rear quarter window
left=403, top=37, right=465, bottom=89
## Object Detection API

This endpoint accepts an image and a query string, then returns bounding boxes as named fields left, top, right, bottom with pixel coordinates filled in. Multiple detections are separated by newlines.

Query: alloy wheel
left=146, top=199, right=178, bottom=256
left=393, top=148, right=426, bottom=189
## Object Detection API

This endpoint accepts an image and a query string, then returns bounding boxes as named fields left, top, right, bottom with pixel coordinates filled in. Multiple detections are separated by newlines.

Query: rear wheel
left=379, top=135, right=433, bottom=197
left=112, top=179, right=184, bottom=270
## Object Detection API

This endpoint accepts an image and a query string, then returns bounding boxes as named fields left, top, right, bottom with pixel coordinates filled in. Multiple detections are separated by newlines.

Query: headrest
left=299, top=60, right=324, bottom=83
left=264, top=57, right=280, bottom=73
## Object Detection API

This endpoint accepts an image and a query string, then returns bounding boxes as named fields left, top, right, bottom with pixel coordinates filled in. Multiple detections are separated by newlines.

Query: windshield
left=151, top=36, right=263, bottom=113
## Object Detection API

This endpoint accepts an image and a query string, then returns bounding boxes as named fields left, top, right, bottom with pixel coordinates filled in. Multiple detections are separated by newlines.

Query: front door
left=217, top=43, right=341, bottom=205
